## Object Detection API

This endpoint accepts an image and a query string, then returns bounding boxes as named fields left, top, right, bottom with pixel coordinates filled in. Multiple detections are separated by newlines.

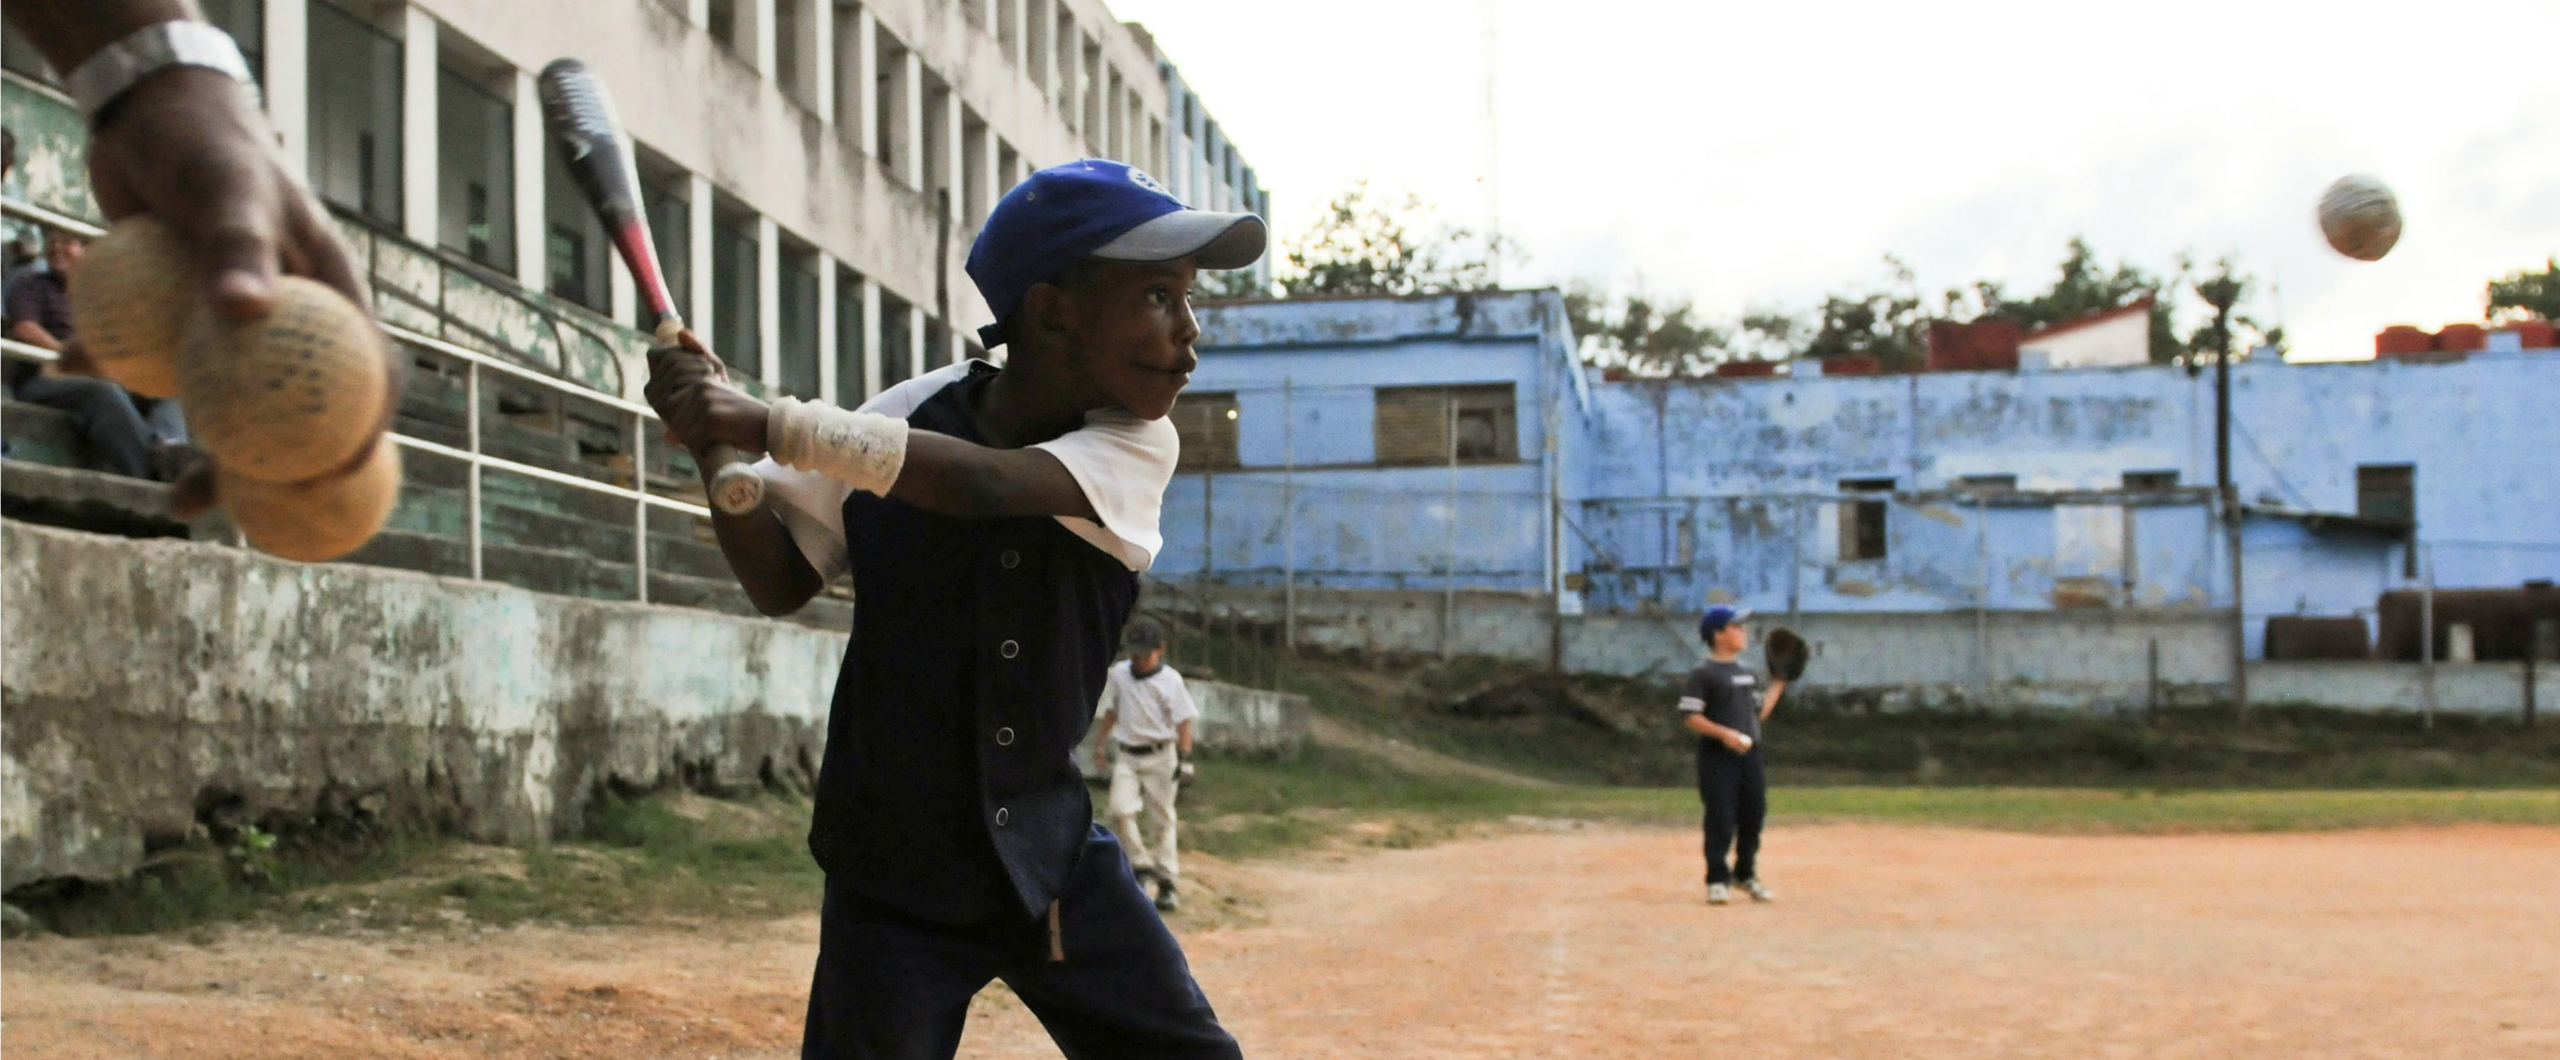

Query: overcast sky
left=1110, top=0, right=2558, bottom=361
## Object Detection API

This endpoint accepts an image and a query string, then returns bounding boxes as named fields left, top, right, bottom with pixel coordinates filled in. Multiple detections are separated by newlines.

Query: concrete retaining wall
left=2249, top=660, right=2549, bottom=717
left=2, top=523, right=844, bottom=891
left=1154, top=581, right=2549, bottom=716
left=1070, top=678, right=1312, bottom=778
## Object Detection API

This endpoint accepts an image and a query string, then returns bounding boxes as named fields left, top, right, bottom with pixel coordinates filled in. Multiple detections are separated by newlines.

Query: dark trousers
left=1696, top=747, right=1767, bottom=885
left=12, top=374, right=185, bottom=479
left=802, top=825, right=1241, bottom=1060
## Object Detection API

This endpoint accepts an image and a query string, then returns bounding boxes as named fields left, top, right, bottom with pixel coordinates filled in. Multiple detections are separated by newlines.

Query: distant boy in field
left=1090, top=616, right=1199, bottom=912
left=1679, top=605, right=1787, bottom=905
left=647, top=159, right=1262, bottom=1059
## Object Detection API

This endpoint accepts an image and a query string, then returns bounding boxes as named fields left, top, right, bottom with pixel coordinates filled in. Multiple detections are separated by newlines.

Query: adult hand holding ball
left=71, top=216, right=398, bottom=562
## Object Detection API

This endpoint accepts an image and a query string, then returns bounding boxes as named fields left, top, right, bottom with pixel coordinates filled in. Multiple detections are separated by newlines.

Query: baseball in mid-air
left=2317, top=174, right=2402, bottom=262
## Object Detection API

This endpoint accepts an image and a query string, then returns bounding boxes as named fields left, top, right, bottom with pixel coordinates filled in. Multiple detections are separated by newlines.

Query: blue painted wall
left=1176, top=291, right=2559, bottom=658
left=1169, top=291, right=1583, bottom=592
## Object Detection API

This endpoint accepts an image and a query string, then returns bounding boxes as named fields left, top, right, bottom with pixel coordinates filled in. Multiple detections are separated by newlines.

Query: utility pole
left=2201, top=266, right=2249, bottom=723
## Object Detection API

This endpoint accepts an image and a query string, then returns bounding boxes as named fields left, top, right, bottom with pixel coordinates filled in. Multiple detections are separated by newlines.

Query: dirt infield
left=6, top=822, right=2556, bottom=1058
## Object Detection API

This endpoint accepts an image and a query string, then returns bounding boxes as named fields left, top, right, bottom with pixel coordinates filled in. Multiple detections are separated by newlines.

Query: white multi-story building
left=4, top=0, right=1270, bottom=408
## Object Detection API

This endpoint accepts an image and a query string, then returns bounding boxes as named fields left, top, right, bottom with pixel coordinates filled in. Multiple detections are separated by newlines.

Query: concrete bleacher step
left=0, top=457, right=202, bottom=540
left=343, top=525, right=846, bottom=631
left=385, top=477, right=734, bottom=583
left=3, top=398, right=115, bottom=475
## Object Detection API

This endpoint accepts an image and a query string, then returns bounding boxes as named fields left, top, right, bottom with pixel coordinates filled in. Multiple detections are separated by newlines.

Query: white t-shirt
left=752, top=362, right=1180, bottom=579
left=1096, top=659, right=1200, bottom=746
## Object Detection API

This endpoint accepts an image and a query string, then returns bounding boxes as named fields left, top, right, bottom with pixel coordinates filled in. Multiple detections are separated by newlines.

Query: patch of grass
left=1185, top=745, right=2560, bottom=861
left=21, top=822, right=447, bottom=937
left=1170, top=624, right=2560, bottom=790
left=15, top=790, right=827, bottom=938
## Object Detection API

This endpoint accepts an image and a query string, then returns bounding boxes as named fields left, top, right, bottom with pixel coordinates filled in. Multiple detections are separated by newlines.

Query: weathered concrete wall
left=2, top=523, right=844, bottom=890
left=1187, top=680, right=1312, bottom=757
left=1179, top=289, right=2553, bottom=659
left=1176, top=291, right=1584, bottom=594
left=1163, top=580, right=2560, bottom=716
left=2249, top=661, right=2549, bottom=718
left=1070, top=677, right=1312, bottom=777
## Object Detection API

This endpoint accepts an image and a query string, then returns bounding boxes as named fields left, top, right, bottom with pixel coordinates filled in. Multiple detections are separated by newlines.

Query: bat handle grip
left=650, top=319, right=766, bottom=515
left=704, top=444, right=765, bottom=514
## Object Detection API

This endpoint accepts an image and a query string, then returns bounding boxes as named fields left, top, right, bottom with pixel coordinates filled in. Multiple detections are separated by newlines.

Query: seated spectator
left=4, top=227, right=189, bottom=480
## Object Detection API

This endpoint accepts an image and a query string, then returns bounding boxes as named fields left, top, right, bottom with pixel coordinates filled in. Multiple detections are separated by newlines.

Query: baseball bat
left=536, top=58, right=765, bottom=516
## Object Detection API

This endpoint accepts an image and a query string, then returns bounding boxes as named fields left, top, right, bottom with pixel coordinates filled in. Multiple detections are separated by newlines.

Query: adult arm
left=7, top=320, right=60, bottom=351
left=3, top=0, right=375, bottom=321
left=7, top=1, right=403, bottom=515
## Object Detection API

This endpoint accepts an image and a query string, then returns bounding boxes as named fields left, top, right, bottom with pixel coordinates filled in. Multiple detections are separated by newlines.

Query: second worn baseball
left=219, top=440, right=403, bottom=562
left=178, top=275, right=388, bottom=483
left=67, top=215, right=193, bottom=398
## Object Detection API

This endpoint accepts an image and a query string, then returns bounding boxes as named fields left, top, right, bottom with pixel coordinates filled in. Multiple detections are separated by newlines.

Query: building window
left=997, top=141, right=1021, bottom=192
left=879, top=290, right=913, bottom=387
left=307, top=3, right=402, bottom=227
left=835, top=267, right=867, bottom=406
left=1374, top=384, right=1518, bottom=466
left=875, top=31, right=907, bottom=176
left=634, top=168, right=691, bottom=330
left=1054, top=9, right=1077, bottom=120
left=1955, top=474, right=2016, bottom=494
left=775, top=0, right=817, bottom=108
left=2124, top=470, right=2180, bottom=490
left=707, top=0, right=740, bottom=54
left=199, top=0, right=265, bottom=84
left=1840, top=478, right=1894, bottom=561
left=437, top=66, right=515, bottom=273
left=544, top=148, right=609, bottom=311
left=1080, top=39, right=1102, bottom=154
left=1173, top=392, right=1241, bottom=471
left=961, top=110, right=990, bottom=223
left=709, top=208, right=761, bottom=379
left=923, top=75, right=952, bottom=203
left=2357, top=465, right=2415, bottom=525
left=923, top=317, right=950, bottom=371
left=778, top=245, right=821, bottom=398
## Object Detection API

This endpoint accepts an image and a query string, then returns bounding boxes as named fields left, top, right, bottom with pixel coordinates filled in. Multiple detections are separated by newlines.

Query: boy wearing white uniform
left=1091, top=618, right=1199, bottom=912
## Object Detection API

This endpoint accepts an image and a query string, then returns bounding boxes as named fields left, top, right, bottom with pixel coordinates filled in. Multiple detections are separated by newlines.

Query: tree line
left=1205, top=183, right=2559, bottom=377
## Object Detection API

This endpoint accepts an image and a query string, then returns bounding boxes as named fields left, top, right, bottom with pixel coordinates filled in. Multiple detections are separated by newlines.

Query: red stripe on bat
left=613, top=218, right=677, bottom=319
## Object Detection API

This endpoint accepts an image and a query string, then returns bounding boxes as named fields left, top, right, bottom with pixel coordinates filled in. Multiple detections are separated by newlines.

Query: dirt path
left=8, top=823, right=2557, bottom=1058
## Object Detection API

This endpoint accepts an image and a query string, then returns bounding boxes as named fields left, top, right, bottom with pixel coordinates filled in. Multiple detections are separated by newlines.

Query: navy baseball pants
left=801, top=825, right=1241, bottom=1060
left=1696, top=746, right=1767, bottom=886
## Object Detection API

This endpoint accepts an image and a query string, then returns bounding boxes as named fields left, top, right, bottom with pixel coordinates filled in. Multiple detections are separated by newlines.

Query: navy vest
left=808, top=363, right=1140, bottom=924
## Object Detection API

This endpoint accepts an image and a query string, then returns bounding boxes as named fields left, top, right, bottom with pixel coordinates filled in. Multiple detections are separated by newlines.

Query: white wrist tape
left=766, top=398, right=910, bottom=496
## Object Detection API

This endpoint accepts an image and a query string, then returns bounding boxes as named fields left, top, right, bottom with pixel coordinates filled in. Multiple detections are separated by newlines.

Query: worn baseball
left=218, top=439, right=402, bottom=562
left=177, top=275, right=388, bottom=483
left=66, top=215, right=192, bottom=397
left=2318, top=174, right=2402, bottom=262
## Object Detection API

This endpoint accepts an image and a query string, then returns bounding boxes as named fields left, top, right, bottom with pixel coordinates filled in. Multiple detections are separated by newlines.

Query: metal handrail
left=1, top=196, right=715, bottom=604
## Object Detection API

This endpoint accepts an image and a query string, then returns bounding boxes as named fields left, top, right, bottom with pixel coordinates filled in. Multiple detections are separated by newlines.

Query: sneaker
left=1706, top=883, right=1731, bottom=905
left=1741, top=878, right=1775, bottom=903
left=1154, top=879, right=1180, bottom=913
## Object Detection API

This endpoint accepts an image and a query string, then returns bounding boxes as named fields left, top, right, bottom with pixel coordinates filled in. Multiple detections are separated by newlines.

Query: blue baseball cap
left=1699, top=605, right=1752, bottom=642
left=966, top=159, right=1267, bottom=348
